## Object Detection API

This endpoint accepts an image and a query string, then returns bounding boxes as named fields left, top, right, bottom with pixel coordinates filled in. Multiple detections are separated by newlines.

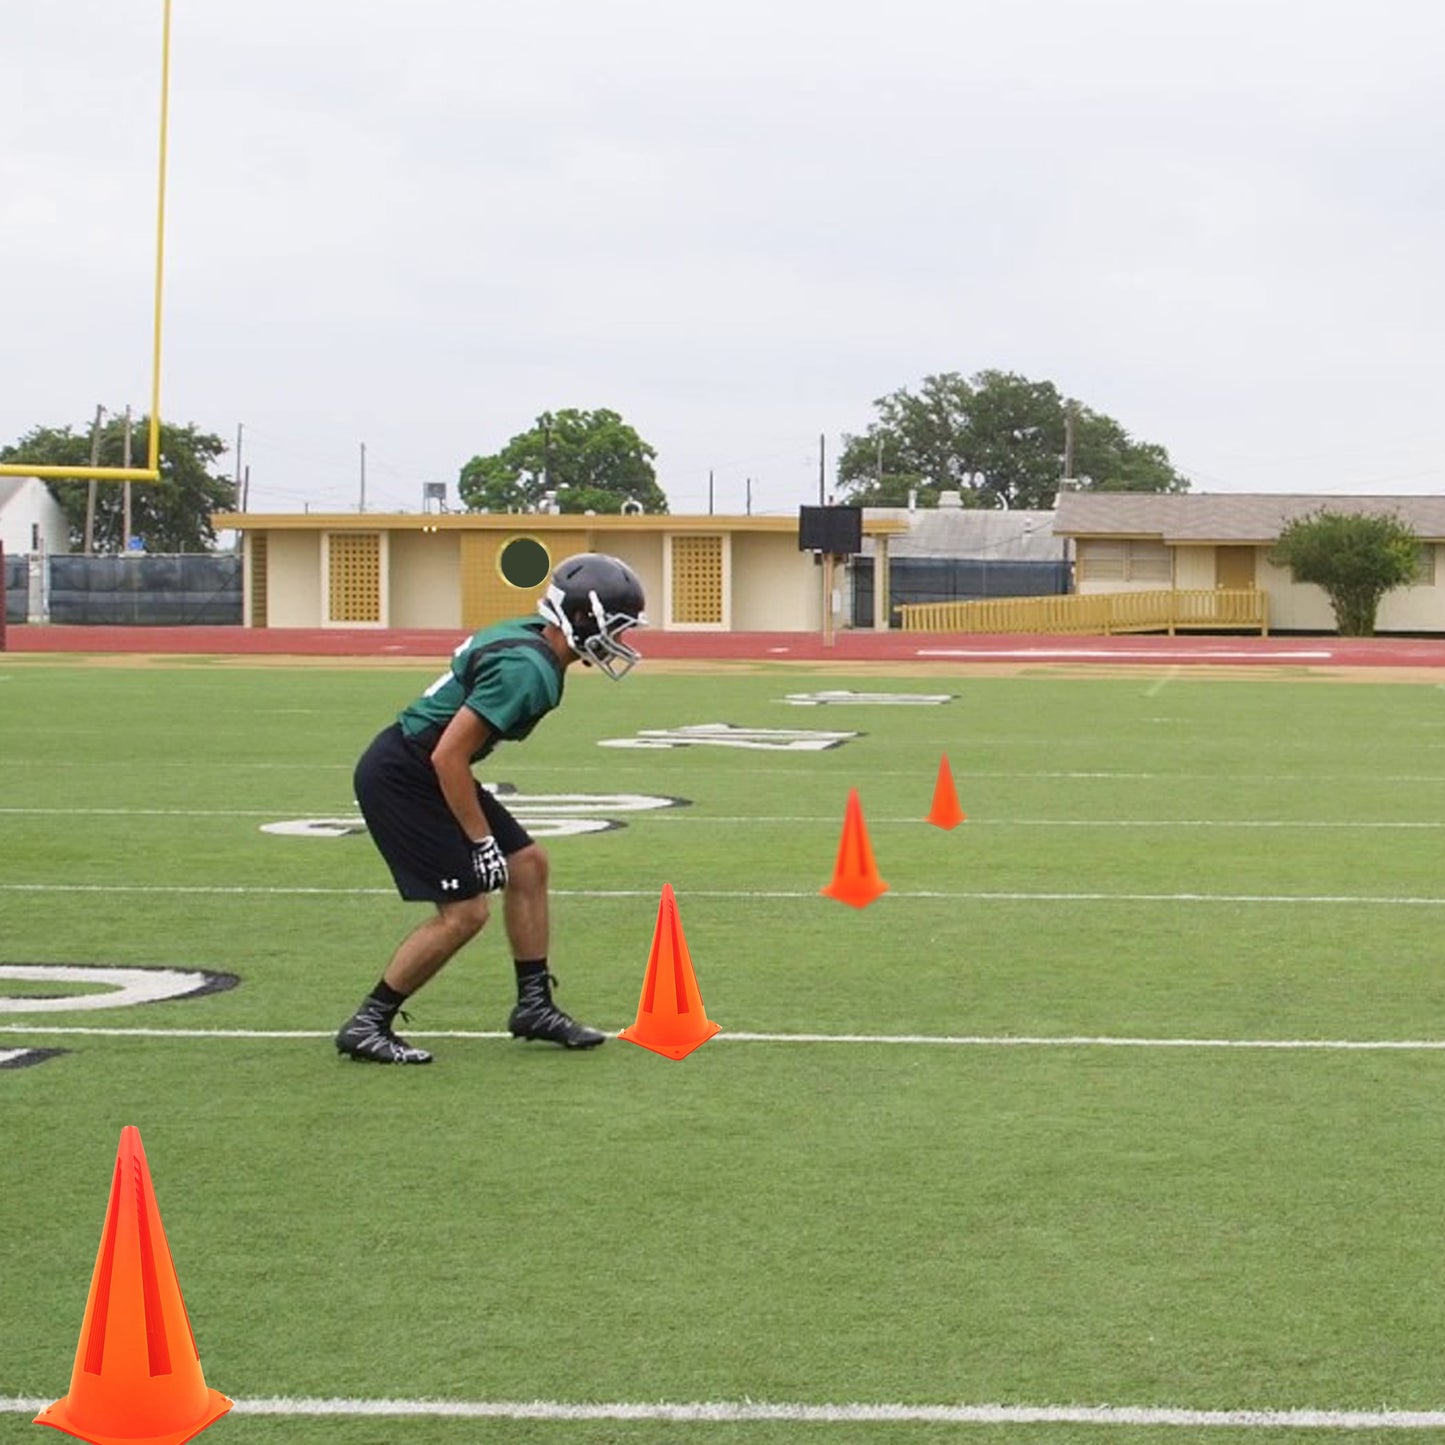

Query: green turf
left=3, top=658, right=1444, bottom=1444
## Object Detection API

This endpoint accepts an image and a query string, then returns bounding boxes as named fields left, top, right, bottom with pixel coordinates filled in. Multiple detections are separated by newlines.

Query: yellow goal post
left=0, top=0, right=173, bottom=484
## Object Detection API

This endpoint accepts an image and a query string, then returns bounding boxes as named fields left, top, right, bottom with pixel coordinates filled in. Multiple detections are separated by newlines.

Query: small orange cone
left=821, top=787, right=889, bottom=908
left=619, top=884, right=721, bottom=1060
left=926, top=753, right=966, bottom=830
left=35, top=1126, right=232, bottom=1445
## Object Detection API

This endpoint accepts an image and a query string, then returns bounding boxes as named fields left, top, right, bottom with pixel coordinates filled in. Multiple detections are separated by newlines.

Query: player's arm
left=431, top=706, right=509, bottom=891
left=430, top=706, right=493, bottom=842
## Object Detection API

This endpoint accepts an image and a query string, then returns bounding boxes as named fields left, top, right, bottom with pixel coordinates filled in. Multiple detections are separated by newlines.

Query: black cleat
left=508, top=974, right=607, bottom=1049
left=335, top=1011, right=433, bottom=1065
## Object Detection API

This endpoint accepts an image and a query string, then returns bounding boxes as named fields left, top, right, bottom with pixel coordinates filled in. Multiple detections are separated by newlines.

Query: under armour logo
left=440, top=878, right=461, bottom=891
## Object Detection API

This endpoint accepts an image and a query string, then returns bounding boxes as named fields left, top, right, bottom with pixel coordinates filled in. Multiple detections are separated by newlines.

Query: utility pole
left=83, top=404, right=104, bottom=555
left=745, top=477, right=752, bottom=516
left=818, top=433, right=826, bottom=505
left=122, top=405, right=134, bottom=551
left=1063, top=399, right=1078, bottom=482
left=235, top=423, right=245, bottom=508
left=359, top=442, right=366, bottom=513
left=708, top=469, right=714, bottom=515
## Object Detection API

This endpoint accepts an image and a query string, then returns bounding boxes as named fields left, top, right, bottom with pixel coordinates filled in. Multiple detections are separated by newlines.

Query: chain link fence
left=851, top=556, right=1072, bottom=628
left=9, top=554, right=242, bottom=625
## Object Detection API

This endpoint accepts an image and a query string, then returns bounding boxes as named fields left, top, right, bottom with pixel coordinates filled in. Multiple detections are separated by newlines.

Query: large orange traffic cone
left=619, top=884, right=721, bottom=1060
left=35, top=1126, right=232, bottom=1445
left=926, top=753, right=966, bottom=830
left=821, top=788, right=889, bottom=908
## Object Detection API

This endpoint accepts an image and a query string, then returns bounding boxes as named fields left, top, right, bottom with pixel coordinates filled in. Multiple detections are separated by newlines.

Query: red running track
left=6, top=624, right=1445, bottom=667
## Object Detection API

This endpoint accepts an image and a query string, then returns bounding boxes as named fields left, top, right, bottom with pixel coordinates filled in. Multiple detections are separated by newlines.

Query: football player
left=335, top=552, right=647, bottom=1063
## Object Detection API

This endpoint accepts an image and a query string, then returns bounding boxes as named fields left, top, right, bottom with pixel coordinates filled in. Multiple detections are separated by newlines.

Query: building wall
left=390, top=530, right=461, bottom=629
left=1075, top=538, right=1445, bottom=632
left=0, top=478, right=70, bottom=556
left=457, top=529, right=589, bottom=630
left=733, top=531, right=819, bottom=630
left=264, top=530, right=323, bottom=627
left=609, top=535, right=665, bottom=629
left=1378, top=544, right=1444, bottom=630
left=1262, top=549, right=1445, bottom=632
left=224, top=515, right=907, bottom=632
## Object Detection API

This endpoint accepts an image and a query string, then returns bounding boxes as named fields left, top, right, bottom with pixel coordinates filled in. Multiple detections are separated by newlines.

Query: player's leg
left=336, top=896, right=489, bottom=1064
left=481, top=793, right=607, bottom=1050
left=385, top=895, right=491, bottom=995
left=338, top=726, right=487, bottom=1065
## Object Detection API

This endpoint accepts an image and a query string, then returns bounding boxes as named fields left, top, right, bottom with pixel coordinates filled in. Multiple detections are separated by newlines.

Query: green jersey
left=398, top=618, right=564, bottom=763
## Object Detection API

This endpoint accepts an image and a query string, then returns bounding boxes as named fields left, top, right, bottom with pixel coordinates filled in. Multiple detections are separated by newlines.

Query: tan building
left=211, top=510, right=908, bottom=632
left=1054, top=492, right=1445, bottom=632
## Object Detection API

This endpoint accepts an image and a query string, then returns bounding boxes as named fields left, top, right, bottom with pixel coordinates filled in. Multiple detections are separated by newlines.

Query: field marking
left=670, top=818, right=1445, bottom=830
left=3, top=1393, right=1444, bottom=1428
left=4, top=1025, right=1445, bottom=1051
left=0, top=806, right=337, bottom=818
left=5, top=882, right=1445, bottom=907
left=6, top=806, right=1445, bottom=831
left=7, top=760, right=1445, bottom=784
left=917, top=647, right=1337, bottom=662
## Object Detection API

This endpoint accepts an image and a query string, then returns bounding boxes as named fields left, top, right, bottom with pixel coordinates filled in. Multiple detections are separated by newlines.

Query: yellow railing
left=896, top=589, right=1269, bottom=636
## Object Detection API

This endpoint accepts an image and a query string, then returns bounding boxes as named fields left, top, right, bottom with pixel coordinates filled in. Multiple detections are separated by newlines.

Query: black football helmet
left=538, top=552, right=647, bottom=679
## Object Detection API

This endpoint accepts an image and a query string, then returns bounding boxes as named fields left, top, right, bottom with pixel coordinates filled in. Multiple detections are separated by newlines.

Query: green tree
left=1071, top=411, right=1184, bottom=494
left=1269, top=509, right=1421, bottom=637
left=458, top=409, right=668, bottom=515
left=0, top=415, right=235, bottom=552
left=836, top=370, right=1188, bottom=509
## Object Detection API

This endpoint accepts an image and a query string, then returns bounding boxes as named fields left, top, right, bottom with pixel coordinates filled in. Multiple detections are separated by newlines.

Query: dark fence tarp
left=4, top=552, right=26, bottom=624
left=47, top=553, right=243, bottom=625
left=851, top=557, right=1072, bottom=628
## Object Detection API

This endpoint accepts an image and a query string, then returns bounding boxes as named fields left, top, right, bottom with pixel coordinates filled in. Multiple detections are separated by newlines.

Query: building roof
left=1053, top=492, right=1445, bottom=543
left=211, top=510, right=909, bottom=537
left=0, top=477, right=34, bottom=511
left=862, top=506, right=1063, bottom=559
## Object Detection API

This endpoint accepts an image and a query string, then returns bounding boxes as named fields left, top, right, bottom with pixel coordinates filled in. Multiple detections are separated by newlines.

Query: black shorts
left=353, top=724, right=535, bottom=903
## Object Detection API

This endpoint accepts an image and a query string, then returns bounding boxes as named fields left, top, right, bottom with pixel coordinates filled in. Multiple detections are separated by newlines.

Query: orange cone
left=926, top=753, right=966, bottom=830
left=619, top=884, right=721, bottom=1060
left=35, top=1126, right=232, bottom=1445
left=821, top=787, right=889, bottom=908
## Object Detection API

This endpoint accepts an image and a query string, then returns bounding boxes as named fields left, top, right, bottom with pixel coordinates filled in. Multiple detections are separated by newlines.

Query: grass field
left=4, top=655, right=1445, bottom=1445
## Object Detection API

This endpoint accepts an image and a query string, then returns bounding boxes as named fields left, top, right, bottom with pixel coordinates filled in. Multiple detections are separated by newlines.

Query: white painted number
left=262, top=788, right=690, bottom=840
left=0, top=965, right=234, bottom=1014
left=599, top=724, right=858, bottom=752
left=784, top=691, right=953, bottom=706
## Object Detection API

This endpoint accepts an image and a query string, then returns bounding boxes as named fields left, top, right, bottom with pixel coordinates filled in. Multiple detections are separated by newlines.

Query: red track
left=7, top=624, right=1445, bottom=667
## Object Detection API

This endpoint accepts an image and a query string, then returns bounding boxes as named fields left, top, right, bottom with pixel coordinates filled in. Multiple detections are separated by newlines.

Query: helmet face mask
left=538, top=553, right=647, bottom=680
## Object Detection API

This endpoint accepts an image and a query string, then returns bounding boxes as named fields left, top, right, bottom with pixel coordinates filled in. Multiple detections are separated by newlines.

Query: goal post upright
left=0, top=0, right=173, bottom=484
left=146, top=0, right=173, bottom=481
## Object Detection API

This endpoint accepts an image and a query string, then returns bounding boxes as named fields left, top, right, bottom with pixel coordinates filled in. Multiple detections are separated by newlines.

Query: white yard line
left=5, top=882, right=1445, bottom=906
left=3, top=1394, right=1444, bottom=1429
left=916, top=647, right=1338, bottom=662
left=3, top=1025, right=1444, bottom=1051
left=8, top=808, right=1445, bottom=830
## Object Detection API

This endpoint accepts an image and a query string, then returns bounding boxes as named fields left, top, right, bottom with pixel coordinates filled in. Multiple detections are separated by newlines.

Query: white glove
left=470, top=836, right=509, bottom=892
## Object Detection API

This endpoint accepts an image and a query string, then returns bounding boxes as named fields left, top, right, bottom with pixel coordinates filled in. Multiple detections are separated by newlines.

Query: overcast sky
left=5, top=0, right=1445, bottom=517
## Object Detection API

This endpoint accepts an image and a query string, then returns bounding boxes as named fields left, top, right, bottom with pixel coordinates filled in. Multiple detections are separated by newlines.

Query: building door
left=1215, top=546, right=1256, bottom=590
